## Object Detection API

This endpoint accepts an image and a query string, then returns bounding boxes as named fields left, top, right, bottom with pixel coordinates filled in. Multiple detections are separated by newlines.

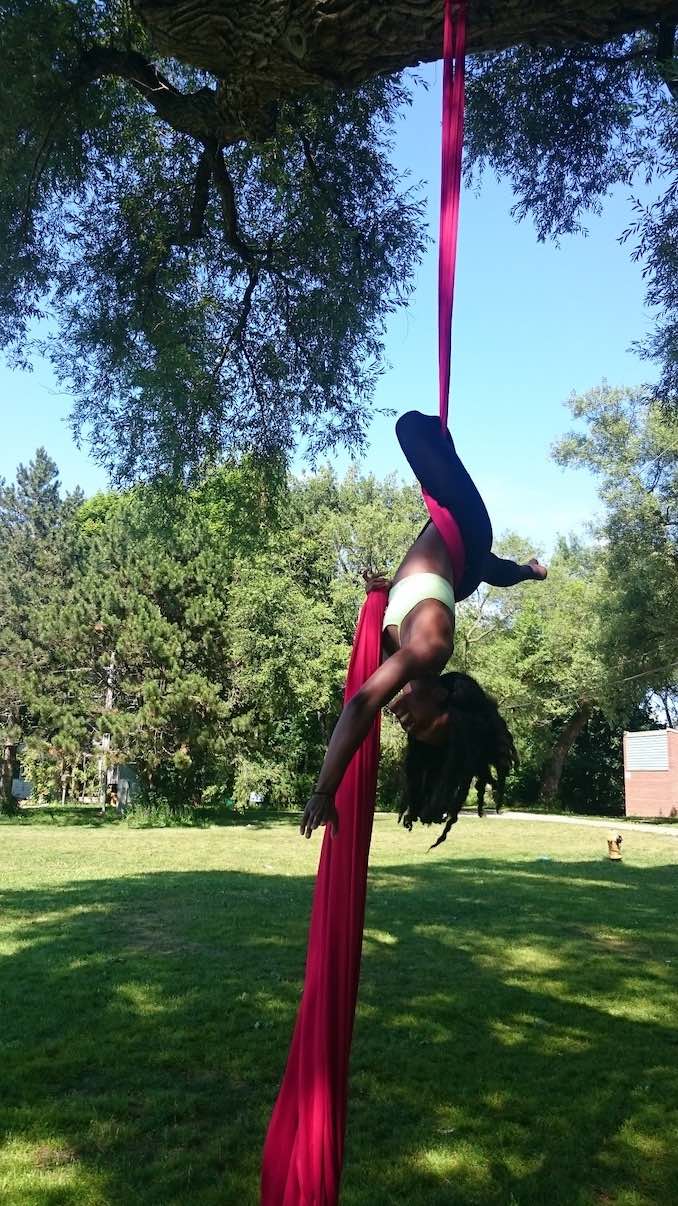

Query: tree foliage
left=1, top=452, right=427, bottom=811
left=0, top=3, right=676, bottom=478
left=56, top=460, right=281, bottom=804
left=0, top=1, right=424, bottom=479
left=222, top=468, right=425, bottom=805
left=554, top=382, right=678, bottom=713
left=465, top=38, right=678, bottom=406
left=559, top=703, right=660, bottom=814
left=4, top=405, right=677, bottom=815
left=452, top=535, right=611, bottom=801
left=0, top=449, right=83, bottom=811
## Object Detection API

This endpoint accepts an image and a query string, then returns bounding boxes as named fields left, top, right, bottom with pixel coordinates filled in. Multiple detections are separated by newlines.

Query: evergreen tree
left=4, top=441, right=672, bottom=816
left=554, top=383, right=678, bottom=716
left=454, top=535, right=609, bottom=803
left=222, top=467, right=425, bottom=806
left=49, top=461, right=278, bottom=808
left=0, top=450, right=83, bottom=812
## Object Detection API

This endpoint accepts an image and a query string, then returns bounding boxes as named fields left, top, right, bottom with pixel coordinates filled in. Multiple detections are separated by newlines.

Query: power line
left=501, top=658, right=678, bottom=712
left=615, top=658, right=678, bottom=685
left=608, top=636, right=678, bottom=669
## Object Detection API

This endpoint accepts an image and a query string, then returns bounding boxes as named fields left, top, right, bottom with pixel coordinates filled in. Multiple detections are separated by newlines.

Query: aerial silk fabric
left=260, top=587, right=387, bottom=1205
left=422, top=0, right=467, bottom=572
left=437, top=0, right=466, bottom=432
left=420, top=489, right=466, bottom=588
left=260, top=4, right=467, bottom=1203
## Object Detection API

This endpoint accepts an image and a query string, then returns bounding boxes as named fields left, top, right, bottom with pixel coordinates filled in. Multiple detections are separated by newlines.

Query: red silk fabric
left=421, top=487, right=466, bottom=587
left=424, top=0, right=467, bottom=577
left=261, top=588, right=387, bottom=1205
left=438, top=0, right=466, bottom=431
left=261, top=4, right=466, bottom=1202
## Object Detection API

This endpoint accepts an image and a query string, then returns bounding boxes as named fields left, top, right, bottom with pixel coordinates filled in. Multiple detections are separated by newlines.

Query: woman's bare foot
left=527, top=558, right=548, bottom=580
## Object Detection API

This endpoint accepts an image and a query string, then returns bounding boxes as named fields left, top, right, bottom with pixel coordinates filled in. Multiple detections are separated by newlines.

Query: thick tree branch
left=209, top=265, right=260, bottom=387
left=78, top=46, right=223, bottom=141
left=656, top=20, right=678, bottom=96
left=210, top=150, right=257, bottom=263
left=133, top=1, right=678, bottom=145
left=135, top=1, right=678, bottom=75
left=187, top=146, right=212, bottom=238
left=44, top=4, right=677, bottom=162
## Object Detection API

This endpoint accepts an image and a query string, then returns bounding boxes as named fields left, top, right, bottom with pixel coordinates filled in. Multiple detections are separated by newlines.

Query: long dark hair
left=399, top=671, right=518, bottom=849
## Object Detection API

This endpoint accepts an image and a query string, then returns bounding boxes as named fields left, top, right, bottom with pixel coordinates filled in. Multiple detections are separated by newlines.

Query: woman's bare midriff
left=392, top=521, right=456, bottom=586
left=382, top=522, right=456, bottom=657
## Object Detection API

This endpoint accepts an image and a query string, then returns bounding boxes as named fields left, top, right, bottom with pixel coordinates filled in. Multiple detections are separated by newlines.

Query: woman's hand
left=362, top=570, right=392, bottom=594
left=300, top=791, right=339, bottom=839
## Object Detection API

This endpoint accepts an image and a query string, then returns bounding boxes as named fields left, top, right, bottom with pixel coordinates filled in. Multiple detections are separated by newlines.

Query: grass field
left=1, top=812, right=677, bottom=1206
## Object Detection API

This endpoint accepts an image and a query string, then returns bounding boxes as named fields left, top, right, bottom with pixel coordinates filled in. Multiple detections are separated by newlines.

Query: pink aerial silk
left=421, top=489, right=466, bottom=588
left=437, top=0, right=466, bottom=431
left=261, top=587, right=387, bottom=1205
left=261, top=4, right=467, bottom=1203
left=422, top=0, right=467, bottom=580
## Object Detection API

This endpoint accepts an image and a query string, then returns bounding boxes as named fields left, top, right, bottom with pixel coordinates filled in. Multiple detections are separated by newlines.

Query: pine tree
left=45, top=462, right=278, bottom=808
left=0, top=450, right=83, bottom=812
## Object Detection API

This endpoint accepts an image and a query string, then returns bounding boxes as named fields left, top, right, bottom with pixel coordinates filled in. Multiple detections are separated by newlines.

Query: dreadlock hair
left=399, top=671, right=518, bottom=850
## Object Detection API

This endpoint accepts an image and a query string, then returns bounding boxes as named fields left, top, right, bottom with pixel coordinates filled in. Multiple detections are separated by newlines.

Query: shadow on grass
left=1, top=857, right=677, bottom=1205
left=0, top=804, right=124, bottom=827
left=0, top=804, right=301, bottom=830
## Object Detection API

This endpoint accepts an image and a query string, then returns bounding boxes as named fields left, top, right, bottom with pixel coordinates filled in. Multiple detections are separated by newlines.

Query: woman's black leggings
left=395, top=410, right=537, bottom=600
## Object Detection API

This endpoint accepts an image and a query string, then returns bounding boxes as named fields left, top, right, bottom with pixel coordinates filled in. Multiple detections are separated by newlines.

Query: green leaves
left=0, top=448, right=86, bottom=808
left=465, top=37, right=678, bottom=408
left=0, top=448, right=426, bottom=810
left=2, top=5, right=676, bottom=482
left=0, top=2, right=424, bottom=478
left=554, top=383, right=678, bottom=715
left=3, top=396, right=675, bottom=814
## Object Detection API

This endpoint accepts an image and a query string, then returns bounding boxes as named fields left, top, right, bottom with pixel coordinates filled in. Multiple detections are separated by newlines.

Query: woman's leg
left=396, top=410, right=492, bottom=578
left=482, top=553, right=545, bottom=587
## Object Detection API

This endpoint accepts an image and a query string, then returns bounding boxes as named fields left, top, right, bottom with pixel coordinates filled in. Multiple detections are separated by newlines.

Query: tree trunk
left=1, top=741, right=19, bottom=815
left=134, top=1, right=678, bottom=139
left=539, top=704, right=592, bottom=801
left=659, top=690, right=677, bottom=729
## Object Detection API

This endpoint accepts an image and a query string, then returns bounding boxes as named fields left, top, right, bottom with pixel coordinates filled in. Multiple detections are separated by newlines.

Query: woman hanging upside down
left=300, top=411, right=548, bottom=848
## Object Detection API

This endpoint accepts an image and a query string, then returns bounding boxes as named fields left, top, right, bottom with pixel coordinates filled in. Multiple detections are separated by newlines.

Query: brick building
left=623, top=729, right=678, bottom=818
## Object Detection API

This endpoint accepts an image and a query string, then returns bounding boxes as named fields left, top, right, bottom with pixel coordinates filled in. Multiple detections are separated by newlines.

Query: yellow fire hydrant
left=607, top=832, right=623, bottom=861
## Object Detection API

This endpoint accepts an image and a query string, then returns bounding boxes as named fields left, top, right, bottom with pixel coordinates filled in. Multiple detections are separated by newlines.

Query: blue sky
left=1, top=63, right=657, bottom=554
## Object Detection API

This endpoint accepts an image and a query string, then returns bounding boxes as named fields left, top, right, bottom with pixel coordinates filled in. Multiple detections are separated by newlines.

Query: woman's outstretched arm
left=299, top=636, right=448, bottom=839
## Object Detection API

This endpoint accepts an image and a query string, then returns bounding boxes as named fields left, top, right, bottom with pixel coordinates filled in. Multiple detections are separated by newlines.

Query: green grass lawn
left=1, top=813, right=677, bottom=1206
